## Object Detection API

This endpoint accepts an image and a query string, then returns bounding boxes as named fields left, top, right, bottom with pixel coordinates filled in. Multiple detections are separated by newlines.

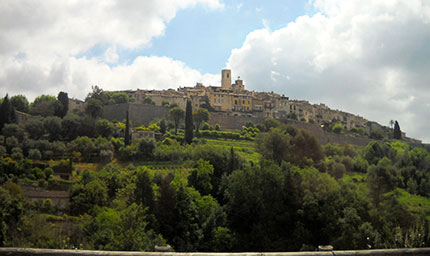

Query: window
left=235, top=100, right=237, bottom=105
left=227, top=73, right=229, bottom=78
left=214, top=99, right=216, bottom=103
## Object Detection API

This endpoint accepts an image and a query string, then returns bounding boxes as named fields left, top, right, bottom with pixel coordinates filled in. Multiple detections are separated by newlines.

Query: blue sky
left=121, top=0, right=313, bottom=73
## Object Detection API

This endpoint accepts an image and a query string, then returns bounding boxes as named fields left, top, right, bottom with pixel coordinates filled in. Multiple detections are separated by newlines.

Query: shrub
left=44, top=167, right=53, bottom=180
left=201, top=122, right=212, bottom=130
left=11, top=152, right=23, bottom=161
left=28, top=149, right=42, bottom=160
left=332, top=123, right=344, bottom=134
left=100, top=149, right=114, bottom=163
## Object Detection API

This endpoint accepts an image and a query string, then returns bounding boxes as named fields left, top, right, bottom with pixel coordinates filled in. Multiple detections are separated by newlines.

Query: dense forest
left=1, top=90, right=430, bottom=252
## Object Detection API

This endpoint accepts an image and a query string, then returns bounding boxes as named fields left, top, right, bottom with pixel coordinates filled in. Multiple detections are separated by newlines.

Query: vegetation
left=394, top=121, right=402, bottom=139
left=169, top=107, right=185, bottom=134
left=185, top=100, right=193, bottom=144
left=1, top=92, right=430, bottom=252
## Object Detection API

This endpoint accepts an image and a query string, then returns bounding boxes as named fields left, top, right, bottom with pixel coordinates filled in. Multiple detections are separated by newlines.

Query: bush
left=44, top=167, right=53, bottom=180
left=370, top=130, right=384, bottom=140
left=351, top=126, right=365, bottom=136
left=201, top=122, right=212, bottom=130
left=353, top=157, right=368, bottom=173
left=154, top=144, right=188, bottom=162
left=100, top=149, right=114, bottom=163
left=43, top=150, right=54, bottom=160
left=332, top=123, right=344, bottom=134
left=264, top=117, right=280, bottom=131
left=244, top=121, right=254, bottom=128
left=11, top=152, right=23, bottom=161
left=0, top=146, right=7, bottom=157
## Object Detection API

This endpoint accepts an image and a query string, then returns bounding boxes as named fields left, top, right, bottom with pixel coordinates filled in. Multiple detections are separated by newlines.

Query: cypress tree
left=159, top=118, right=166, bottom=134
left=0, top=94, right=15, bottom=132
left=125, top=110, right=130, bottom=145
left=393, top=120, right=402, bottom=139
left=185, top=100, right=193, bottom=144
left=57, top=91, right=69, bottom=118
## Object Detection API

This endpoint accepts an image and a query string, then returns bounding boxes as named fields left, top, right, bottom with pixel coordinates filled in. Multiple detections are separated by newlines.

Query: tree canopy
left=169, top=107, right=185, bottom=134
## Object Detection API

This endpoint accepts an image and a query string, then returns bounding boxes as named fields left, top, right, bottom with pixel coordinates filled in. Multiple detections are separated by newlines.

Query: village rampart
left=103, top=103, right=373, bottom=146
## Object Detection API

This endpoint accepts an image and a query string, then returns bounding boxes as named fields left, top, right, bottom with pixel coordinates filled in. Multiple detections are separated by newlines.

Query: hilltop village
left=114, top=69, right=365, bottom=128
left=75, top=69, right=418, bottom=144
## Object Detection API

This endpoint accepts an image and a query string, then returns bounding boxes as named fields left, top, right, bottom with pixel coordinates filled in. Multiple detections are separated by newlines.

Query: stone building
left=105, top=69, right=394, bottom=135
left=115, top=69, right=290, bottom=119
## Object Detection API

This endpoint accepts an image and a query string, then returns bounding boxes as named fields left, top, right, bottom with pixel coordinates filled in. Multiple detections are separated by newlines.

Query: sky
left=1, top=0, right=430, bottom=142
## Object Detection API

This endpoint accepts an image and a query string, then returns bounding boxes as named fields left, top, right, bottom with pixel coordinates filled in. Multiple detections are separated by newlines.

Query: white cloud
left=0, top=0, right=222, bottom=99
left=0, top=55, right=219, bottom=101
left=104, top=47, right=119, bottom=64
left=227, top=0, right=430, bottom=142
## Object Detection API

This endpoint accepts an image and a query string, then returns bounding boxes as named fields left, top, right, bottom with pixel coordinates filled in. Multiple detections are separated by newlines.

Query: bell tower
left=221, top=69, right=231, bottom=90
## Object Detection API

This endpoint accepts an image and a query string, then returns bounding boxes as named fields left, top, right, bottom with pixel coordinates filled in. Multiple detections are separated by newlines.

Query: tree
left=188, top=159, right=214, bottom=195
left=134, top=171, right=155, bottom=210
left=56, top=91, right=69, bottom=118
left=85, top=98, right=103, bottom=119
left=0, top=95, right=15, bottom=132
left=10, top=95, right=29, bottom=113
left=389, top=120, right=394, bottom=129
left=223, top=162, right=287, bottom=251
left=44, top=116, right=62, bottom=141
left=263, top=117, right=280, bottom=131
left=367, top=157, right=397, bottom=205
left=29, top=95, right=57, bottom=117
left=112, top=92, right=129, bottom=104
left=159, top=118, right=167, bottom=134
left=162, top=100, right=170, bottom=107
left=96, top=119, right=115, bottom=138
left=287, top=129, right=323, bottom=167
left=61, top=114, right=81, bottom=141
left=25, top=116, right=45, bottom=139
left=169, top=107, right=184, bottom=134
left=193, top=108, right=209, bottom=132
left=125, top=110, right=131, bottom=146
left=393, top=121, right=401, bottom=139
left=86, top=85, right=108, bottom=104
left=143, top=97, right=155, bottom=105
left=2, top=124, right=24, bottom=141
left=185, top=100, right=193, bottom=144
left=137, top=138, right=156, bottom=160
left=256, top=128, right=290, bottom=165
left=332, top=123, right=344, bottom=134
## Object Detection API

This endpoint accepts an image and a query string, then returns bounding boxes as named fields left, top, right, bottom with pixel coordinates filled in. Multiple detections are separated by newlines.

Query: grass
left=342, top=172, right=366, bottom=183
left=204, top=138, right=260, bottom=163
left=390, top=188, right=430, bottom=219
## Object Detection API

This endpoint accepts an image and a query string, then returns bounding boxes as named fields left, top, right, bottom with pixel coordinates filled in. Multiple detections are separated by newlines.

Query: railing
left=1, top=248, right=430, bottom=256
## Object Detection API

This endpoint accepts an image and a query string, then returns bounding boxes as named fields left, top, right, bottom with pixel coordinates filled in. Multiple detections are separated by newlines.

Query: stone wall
left=208, top=112, right=265, bottom=130
left=208, top=112, right=372, bottom=146
left=282, top=120, right=372, bottom=146
left=103, top=103, right=169, bottom=126
left=21, top=186, right=69, bottom=210
left=104, top=105, right=372, bottom=146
